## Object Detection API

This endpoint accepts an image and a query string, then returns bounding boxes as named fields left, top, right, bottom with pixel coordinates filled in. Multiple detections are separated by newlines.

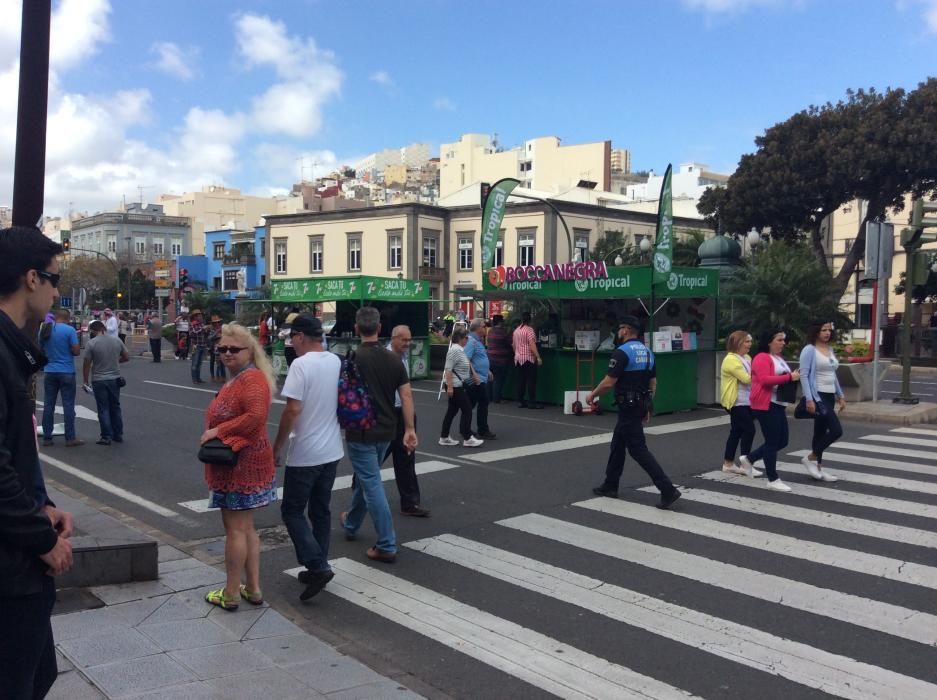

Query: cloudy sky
left=1, top=0, right=935, bottom=218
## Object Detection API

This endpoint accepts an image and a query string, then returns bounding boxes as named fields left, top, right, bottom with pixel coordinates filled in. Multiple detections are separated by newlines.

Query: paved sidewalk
left=50, top=545, right=424, bottom=699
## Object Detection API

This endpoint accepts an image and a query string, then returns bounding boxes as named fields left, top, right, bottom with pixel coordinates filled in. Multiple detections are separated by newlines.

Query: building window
left=495, top=239, right=504, bottom=267
left=574, top=230, right=589, bottom=261
left=259, top=237, right=265, bottom=257
left=134, top=239, right=146, bottom=256
left=152, top=241, right=165, bottom=256
left=458, top=235, right=473, bottom=271
left=274, top=239, right=287, bottom=274
left=518, top=228, right=535, bottom=266
left=212, top=277, right=222, bottom=291
left=388, top=232, right=402, bottom=270
left=423, top=235, right=438, bottom=268
left=844, top=238, right=855, bottom=255
left=213, top=242, right=225, bottom=259
left=171, top=239, right=183, bottom=256
left=347, top=235, right=362, bottom=272
left=223, top=270, right=238, bottom=291
left=309, top=237, right=323, bottom=273
left=107, top=238, right=117, bottom=254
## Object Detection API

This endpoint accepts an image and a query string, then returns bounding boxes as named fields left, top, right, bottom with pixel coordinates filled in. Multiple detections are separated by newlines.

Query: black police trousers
left=602, top=409, right=676, bottom=496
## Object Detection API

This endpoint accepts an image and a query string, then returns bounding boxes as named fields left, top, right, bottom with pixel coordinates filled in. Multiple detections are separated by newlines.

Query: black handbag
left=198, top=438, right=238, bottom=466
left=794, top=396, right=828, bottom=420
left=775, top=378, right=799, bottom=404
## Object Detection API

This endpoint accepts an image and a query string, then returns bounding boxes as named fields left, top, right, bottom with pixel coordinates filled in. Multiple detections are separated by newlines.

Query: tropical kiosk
left=270, top=274, right=433, bottom=379
left=476, top=166, right=719, bottom=413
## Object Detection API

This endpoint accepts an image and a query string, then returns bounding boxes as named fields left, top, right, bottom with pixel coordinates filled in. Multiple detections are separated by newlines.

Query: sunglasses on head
left=35, top=270, right=61, bottom=288
left=216, top=346, right=247, bottom=355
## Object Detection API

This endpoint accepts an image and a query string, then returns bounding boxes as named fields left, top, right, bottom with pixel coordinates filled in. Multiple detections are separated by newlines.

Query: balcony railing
left=222, top=254, right=256, bottom=266
left=418, top=265, right=446, bottom=282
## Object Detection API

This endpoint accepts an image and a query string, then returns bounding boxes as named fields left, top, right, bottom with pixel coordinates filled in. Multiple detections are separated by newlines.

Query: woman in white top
left=798, top=321, right=846, bottom=482
left=439, top=328, right=483, bottom=448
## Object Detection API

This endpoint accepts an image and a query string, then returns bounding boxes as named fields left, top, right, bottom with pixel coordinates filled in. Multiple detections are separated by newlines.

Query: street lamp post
left=639, top=236, right=652, bottom=265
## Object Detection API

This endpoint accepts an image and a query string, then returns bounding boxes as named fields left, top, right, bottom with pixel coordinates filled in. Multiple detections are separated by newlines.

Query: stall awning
left=271, top=275, right=431, bottom=303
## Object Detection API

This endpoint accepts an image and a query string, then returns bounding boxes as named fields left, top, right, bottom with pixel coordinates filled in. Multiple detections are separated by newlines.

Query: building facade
left=70, top=203, right=192, bottom=262
left=204, top=224, right=268, bottom=298
left=626, top=162, right=729, bottom=201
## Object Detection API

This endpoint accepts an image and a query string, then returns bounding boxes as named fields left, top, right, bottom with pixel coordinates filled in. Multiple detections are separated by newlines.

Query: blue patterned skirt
left=209, top=481, right=278, bottom=511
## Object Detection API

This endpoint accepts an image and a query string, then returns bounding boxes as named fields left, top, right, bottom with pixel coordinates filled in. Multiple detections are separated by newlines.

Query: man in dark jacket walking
left=0, top=226, right=75, bottom=699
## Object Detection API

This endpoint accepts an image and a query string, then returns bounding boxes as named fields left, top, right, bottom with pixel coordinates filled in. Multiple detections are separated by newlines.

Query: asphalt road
left=37, top=356, right=937, bottom=699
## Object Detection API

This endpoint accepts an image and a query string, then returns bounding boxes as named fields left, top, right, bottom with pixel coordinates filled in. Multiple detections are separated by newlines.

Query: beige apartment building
left=439, top=134, right=620, bottom=198
left=159, top=185, right=280, bottom=255
left=265, top=199, right=705, bottom=313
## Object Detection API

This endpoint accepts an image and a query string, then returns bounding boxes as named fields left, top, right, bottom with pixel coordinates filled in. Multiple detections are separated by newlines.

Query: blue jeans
left=750, top=402, right=789, bottom=482
left=191, top=345, right=204, bottom=381
left=281, top=461, right=338, bottom=574
left=92, top=379, right=123, bottom=441
left=343, top=441, right=395, bottom=553
left=42, top=372, right=77, bottom=441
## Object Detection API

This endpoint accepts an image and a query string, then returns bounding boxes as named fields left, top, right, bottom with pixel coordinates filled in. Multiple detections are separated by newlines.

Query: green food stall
left=271, top=275, right=432, bottom=379
left=481, top=263, right=719, bottom=413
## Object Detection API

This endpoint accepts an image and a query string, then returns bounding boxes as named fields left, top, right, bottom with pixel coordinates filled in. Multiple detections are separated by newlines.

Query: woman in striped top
left=439, top=328, right=484, bottom=448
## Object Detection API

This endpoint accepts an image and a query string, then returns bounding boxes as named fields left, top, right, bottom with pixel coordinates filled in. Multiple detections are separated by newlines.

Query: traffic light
left=116, top=291, right=123, bottom=299
left=913, top=198, right=937, bottom=242
left=62, top=238, right=70, bottom=252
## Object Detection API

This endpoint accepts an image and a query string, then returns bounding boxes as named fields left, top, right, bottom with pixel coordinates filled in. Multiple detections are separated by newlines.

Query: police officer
left=585, top=315, right=681, bottom=510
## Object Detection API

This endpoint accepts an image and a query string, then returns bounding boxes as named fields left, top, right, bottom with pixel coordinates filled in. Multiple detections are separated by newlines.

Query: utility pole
left=895, top=197, right=937, bottom=404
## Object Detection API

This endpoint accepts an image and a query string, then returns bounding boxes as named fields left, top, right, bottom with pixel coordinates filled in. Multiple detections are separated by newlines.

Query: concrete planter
left=836, top=361, right=892, bottom=402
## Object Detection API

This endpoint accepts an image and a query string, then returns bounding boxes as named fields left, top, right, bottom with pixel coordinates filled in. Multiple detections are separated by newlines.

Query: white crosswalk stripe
left=775, top=460, right=937, bottom=495
left=859, top=433, right=937, bottom=448
left=696, top=470, right=937, bottom=521
left=787, top=449, right=937, bottom=478
left=890, top=426, right=937, bottom=436
left=323, top=558, right=699, bottom=700
left=402, top=535, right=937, bottom=700
left=823, top=440, right=937, bottom=461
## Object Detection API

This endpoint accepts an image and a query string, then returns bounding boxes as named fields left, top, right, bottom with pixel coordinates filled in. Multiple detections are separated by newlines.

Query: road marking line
left=39, top=453, right=185, bottom=521
left=495, top=514, right=937, bottom=646
left=648, top=480, right=937, bottom=549
left=178, top=460, right=460, bottom=513
left=404, top=535, right=937, bottom=699
left=35, top=400, right=98, bottom=422
left=775, top=461, right=937, bottom=496
left=289, top=560, right=698, bottom=700
left=891, top=427, right=937, bottom=435
left=697, top=470, right=937, bottom=521
left=882, top=379, right=937, bottom=386
left=143, top=380, right=286, bottom=405
left=575, top=497, right=937, bottom=589
left=826, top=441, right=937, bottom=461
left=787, top=450, right=937, bottom=478
left=860, top=433, right=937, bottom=448
left=644, top=415, right=731, bottom=434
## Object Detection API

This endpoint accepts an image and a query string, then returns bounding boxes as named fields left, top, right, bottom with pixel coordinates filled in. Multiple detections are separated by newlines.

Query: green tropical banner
left=480, top=177, right=520, bottom=270
left=652, top=163, right=674, bottom=286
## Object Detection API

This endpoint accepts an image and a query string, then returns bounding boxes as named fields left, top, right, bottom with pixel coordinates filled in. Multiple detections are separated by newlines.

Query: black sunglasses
left=35, top=270, right=61, bottom=288
left=216, top=346, right=247, bottom=355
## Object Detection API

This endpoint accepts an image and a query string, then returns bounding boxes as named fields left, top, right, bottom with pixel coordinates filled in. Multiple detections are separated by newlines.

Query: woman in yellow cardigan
left=720, top=330, right=762, bottom=476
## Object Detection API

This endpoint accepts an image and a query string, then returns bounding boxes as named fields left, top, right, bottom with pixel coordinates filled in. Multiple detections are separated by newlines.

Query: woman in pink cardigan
left=739, top=329, right=800, bottom=492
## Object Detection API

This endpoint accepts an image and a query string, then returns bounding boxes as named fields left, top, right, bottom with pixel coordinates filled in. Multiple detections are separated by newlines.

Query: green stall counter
left=500, top=348, right=698, bottom=414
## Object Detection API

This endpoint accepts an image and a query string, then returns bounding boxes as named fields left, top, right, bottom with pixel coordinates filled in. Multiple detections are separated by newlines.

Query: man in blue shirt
left=40, top=309, right=83, bottom=447
left=465, top=318, right=496, bottom=439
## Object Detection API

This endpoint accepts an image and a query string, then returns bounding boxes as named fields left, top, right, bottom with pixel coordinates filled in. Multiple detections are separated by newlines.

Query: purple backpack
left=337, top=350, right=377, bottom=430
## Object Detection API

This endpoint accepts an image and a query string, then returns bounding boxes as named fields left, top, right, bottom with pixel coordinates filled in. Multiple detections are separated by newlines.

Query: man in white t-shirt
left=273, top=314, right=343, bottom=602
left=103, top=309, right=119, bottom=338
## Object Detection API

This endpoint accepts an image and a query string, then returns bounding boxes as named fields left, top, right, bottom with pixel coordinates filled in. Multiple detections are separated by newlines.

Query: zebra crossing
left=288, top=424, right=937, bottom=698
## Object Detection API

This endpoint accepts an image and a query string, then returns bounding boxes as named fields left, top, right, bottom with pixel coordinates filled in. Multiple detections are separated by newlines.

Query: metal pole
left=895, top=243, right=918, bottom=403
left=11, top=0, right=51, bottom=227
left=871, top=279, right=880, bottom=403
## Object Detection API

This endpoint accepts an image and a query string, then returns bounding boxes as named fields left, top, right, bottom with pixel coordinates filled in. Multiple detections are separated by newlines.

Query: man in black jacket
left=0, top=225, right=75, bottom=700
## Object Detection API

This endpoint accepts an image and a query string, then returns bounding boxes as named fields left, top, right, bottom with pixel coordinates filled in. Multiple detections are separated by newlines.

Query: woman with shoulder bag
left=798, top=320, right=845, bottom=482
left=742, top=328, right=801, bottom=492
left=439, top=327, right=484, bottom=448
left=200, top=323, right=278, bottom=610
left=720, top=330, right=762, bottom=477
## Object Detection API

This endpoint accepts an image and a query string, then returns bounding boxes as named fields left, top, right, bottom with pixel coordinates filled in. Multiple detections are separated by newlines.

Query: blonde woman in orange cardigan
left=200, top=323, right=278, bottom=611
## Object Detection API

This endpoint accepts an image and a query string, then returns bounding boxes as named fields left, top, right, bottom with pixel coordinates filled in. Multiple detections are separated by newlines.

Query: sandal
left=205, top=587, right=239, bottom=611
left=239, top=584, right=264, bottom=606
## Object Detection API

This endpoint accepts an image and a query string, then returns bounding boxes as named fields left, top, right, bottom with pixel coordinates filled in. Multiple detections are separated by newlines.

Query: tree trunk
left=811, top=223, right=831, bottom=275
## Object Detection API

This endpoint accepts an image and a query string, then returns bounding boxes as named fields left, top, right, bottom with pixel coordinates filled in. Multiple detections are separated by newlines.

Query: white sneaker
left=722, top=464, right=746, bottom=475
left=438, top=437, right=459, bottom=446
left=463, top=436, right=484, bottom=448
left=767, top=478, right=792, bottom=492
left=738, top=455, right=763, bottom=478
left=819, top=471, right=838, bottom=482
left=801, top=455, right=822, bottom=480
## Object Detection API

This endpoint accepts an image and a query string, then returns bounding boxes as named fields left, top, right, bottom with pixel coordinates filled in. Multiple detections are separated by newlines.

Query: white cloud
left=682, top=0, right=786, bottom=12
left=924, top=0, right=937, bottom=32
left=369, top=70, right=394, bottom=87
left=50, top=0, right=111, bottom=70
left=234, top=13, right=342, bottom=138
left=433, top=96, right=456, bottom=112
left=150, top=41, right=198, bottom=81
left=254, top=143, right=340, bottom=185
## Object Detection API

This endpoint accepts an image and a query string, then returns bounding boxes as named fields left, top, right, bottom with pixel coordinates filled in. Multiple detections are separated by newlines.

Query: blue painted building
left=204, top=225, right=268, bottom=299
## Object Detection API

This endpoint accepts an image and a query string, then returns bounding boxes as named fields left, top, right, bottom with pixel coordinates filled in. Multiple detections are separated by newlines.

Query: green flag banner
left=480, top=177, right=520, bottom=271
left=652, top=163, right=674, bottom=286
